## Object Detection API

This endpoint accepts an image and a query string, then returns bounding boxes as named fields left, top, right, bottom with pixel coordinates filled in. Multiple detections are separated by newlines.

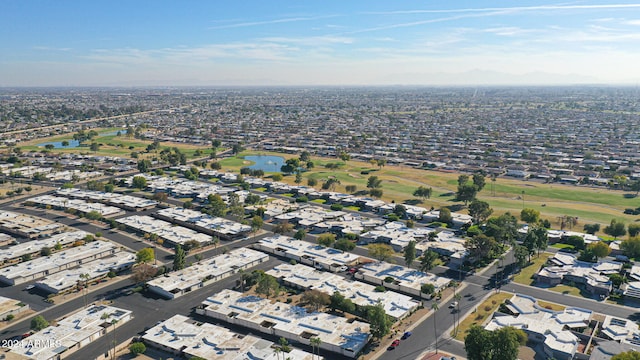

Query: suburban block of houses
left=195, top=289, right=370, bottom=358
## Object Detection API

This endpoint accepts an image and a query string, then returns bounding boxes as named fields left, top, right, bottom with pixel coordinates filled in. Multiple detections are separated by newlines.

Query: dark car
left=401, top=331, right=412, bottom=340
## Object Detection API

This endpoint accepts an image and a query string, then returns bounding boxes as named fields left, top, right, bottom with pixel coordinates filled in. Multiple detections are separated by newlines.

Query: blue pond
left=37, top=130, right=124, bottom=148
left=245, top=155, right=285, bottom=172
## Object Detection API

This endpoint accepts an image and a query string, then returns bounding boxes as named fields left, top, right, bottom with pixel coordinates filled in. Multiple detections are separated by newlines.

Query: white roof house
left=196, top=289, right=370, bottom=358
left=154, top=207, right=251, bottom=240
left=266, top=263, right=419, bottom=319
left=354, top=261, right=450, bottom=297
left=253, top=235, right=361, bottom=271
left=28, top=195, right=125, bottom=218
left=8, top=304, right=131, bottom=360
left=35, top=251, right=135, bottom=294
left=0, top=210, right=65, bottom=239
left=485, top=294, right=591, bottom=360
left=116, top=215, right=212, bottom=247
left=143, top=314, right=319, bottom=360
left=0, top=241, right=119, bottom=285
left=147, top=248, right=269, bottom=299
left=56, top=188, right=158, bottom=211
left=0, top=230, right=88, bottom=264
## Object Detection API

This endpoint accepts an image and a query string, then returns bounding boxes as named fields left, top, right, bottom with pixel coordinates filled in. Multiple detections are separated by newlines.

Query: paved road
left=0, top=256, right=284, bottom=360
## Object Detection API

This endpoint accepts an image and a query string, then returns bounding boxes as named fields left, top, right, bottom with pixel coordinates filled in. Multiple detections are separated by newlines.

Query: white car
left=338, top=265, right=348, bottom=272
left=448, top=301, right=458, bottom=308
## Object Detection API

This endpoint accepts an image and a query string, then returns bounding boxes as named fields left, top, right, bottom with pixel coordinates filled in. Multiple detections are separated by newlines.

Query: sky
left=2, top=1, right=640, bottom=86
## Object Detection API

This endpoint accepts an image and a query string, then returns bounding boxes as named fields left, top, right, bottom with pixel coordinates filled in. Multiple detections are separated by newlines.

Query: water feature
left=37, top=130, right=124, bottom=148
left=245, top=155, right=285, bottom=172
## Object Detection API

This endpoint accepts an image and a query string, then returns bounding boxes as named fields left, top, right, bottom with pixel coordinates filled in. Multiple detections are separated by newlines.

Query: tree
left=310, top=337, right=322, bottom=360
left=419, top=250, right=439, bottom=272
left=514, top=245, right=529, bottom=269
left=30, top=315, right=49, bottom=331
left=557, top=215, right=578, bottom=230
left=90, top=142, right=100, bottom=153
left=413, top=186, right=433, bottom=200
left=621, top=237, right=640, bottom=258
left=256, top=274, right=280, bottom=298
left=345, top=185, right=357, bottom=193
left=628, top=223, right=640, bottom=238
left=206, top=194, right=227, bottom=217
left=132, top=176, right=147, bottom=189
left=334, top=238, right=356, bottom=251
left=612, top=350, right=640, bottom=360
left=40, top=246, right=52, bottom=256
left=317, top=233, right=336, bottom=247
left=520, top=208, right=540, bottom=224
left=456, top=183, right=478, bottom=205
left=129, top=342, right=146, bottom=357
left=366, top=176, right=382, bottom=189
left=583, top=223, right=601, bottom=235
left=492, top=327, right=527, bottom=360
left=472, top=173, right=486, bottom=191
left=131, top=263, right=157, bottom=283
left=485, top=213, right=519, bottom=246
left=271, top=173, right=283, bottom=181
left=532, top=226, right=548, bottom=256
left=369, top=188, right=383, bottom=198
left=294, top=172, right=303, bottom=184
left=251, top=216, right=263, bottom=235
left=465, top=325, right=495, bottom=360
left=368, top=244, right=394, bottom=262
left=137, top=159, right=152, bottom=173
left=232, top=143, right=244, bottom=155
left=307, top=178, right=318, bottom=187
left=393, top=204, right=407, bottom=219
left=294, top=229, right=306, bottom=240
left=604, top=219, right=626, bottom=240
left=420, top=283, right=435, bottom=296
left=136, top=248, right=155, bottom=264
left=366, top=301, right=390, bottom=339
left=173, top=245, right=185, bottom=270
left=438, top=207, right=453, bottom=225
left=431, top=302, right=439, bottom=353
left=404, top=240, right=417, bottom=267
left=469, top=200, right=493, bottom=224
left=273, top=221, right=293, bottom=235
left=300, top=289, right=330, bottom=312
left=588, top=241, right=611, bottom=261
left=465, top=234, right=499, bottom=262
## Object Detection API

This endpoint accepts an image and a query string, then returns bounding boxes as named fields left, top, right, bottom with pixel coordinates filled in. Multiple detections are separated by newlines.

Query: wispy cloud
left=260, top=35, right=353, bottom=45
left=363, top=4, right=640, bottom=15
left=33, top=46, right=72, bottom=51
left=83, top=43, right=298, bottom=64
left=208, top=15, right=341, bottom=30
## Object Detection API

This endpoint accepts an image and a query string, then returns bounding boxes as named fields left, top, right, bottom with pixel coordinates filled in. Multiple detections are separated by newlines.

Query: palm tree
left=431, top=302, right=439, bottom=354
left=111, top=319, right=118, bottom=360
left=310, top=337, right=322, bottom=360
left=79, top=273, right=90, bottom=308
left=212, top=236, right=220, bottom=255
left=453, top=293, right=462, bottom=336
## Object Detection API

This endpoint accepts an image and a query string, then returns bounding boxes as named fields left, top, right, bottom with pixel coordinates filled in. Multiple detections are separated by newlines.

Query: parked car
left=391, top=339, right=400, bottom=347
left=401, top=331, right=412, bottom=340
left=348, top=267, right=358, bottom=274
left=337, top=265, right=348, bottom=272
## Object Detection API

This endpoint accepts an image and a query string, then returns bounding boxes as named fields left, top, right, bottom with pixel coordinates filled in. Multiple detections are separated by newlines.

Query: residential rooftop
left=196, top=289, right=370, bottom=358
left=142, top=314, right=319, bottom=360
left=266, top=263, right=419, bottom=319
